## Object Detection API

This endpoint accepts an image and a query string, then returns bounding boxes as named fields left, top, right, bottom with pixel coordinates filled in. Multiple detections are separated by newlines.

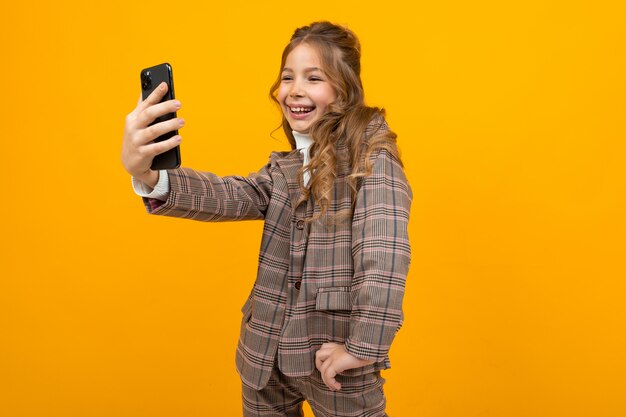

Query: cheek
left=316, top=88, right=336, bottom=111
left=276, top=93, right=289, bottom=116
left=276, top=85, right=288, bottom=104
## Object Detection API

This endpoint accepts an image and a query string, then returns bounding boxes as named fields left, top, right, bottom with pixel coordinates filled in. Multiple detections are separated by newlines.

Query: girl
left=121, top=21, right=411, bottom=417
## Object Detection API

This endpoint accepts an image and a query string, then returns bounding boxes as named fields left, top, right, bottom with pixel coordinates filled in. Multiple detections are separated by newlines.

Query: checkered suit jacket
left=141, top=118, right=412, bottom=390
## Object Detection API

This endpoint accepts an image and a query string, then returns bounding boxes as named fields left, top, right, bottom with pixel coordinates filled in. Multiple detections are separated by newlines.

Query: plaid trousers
left=241, top=359, right=388, bottom=417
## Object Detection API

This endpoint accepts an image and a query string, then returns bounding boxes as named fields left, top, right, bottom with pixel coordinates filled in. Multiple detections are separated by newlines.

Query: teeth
left=290, top=106, right=313, bottom=113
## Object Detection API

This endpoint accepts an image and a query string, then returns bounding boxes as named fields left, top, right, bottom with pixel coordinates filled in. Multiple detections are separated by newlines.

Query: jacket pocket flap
left=315, top=287, right=352, bottom=311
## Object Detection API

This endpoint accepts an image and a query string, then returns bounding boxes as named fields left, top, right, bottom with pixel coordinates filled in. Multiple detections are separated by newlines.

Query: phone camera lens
left=141, top=71, right=152, bottom=91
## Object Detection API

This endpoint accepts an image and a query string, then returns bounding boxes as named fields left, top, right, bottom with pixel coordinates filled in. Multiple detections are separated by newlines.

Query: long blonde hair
left=269, top=21, right=402, bottom=221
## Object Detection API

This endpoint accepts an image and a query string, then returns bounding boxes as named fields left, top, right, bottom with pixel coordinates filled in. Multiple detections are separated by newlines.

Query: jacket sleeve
left=345, top=148, right=412, bottom=362
left=141, top=161, right=274, bottom=222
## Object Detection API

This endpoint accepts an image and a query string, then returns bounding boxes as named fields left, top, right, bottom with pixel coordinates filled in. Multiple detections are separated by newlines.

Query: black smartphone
left=140, top=63, right=181, bottom=170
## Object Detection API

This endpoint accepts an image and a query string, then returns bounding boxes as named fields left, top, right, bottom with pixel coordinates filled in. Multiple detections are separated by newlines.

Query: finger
left=325, top=364, right=342, bottom=391
left=143, top=134, right=182, bottom=157
left=316, top=346, right=331, bottom=360
left=320, top=361, right=341, bottom=391
left=126, top=92, right=146, bottom=119
left=138, top=81, right=168, bottom=112
left=315, top=350, right=326, bottom=372
left=315, top=346, right=333, bottom=370
left=319, top=359, right=332, bottom=388
left=139, top=117, right=185, bottom=145
left=136, top=99, right=181, bottom=128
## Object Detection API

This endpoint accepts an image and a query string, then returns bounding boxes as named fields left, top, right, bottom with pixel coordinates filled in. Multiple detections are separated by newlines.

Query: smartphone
left=140, top=63, right=181, bottom=170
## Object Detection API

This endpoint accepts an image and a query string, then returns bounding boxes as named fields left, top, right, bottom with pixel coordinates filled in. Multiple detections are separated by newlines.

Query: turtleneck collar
left=292, top=130, right=313, bottom=151
left=292, top=130, right=313, bottom=186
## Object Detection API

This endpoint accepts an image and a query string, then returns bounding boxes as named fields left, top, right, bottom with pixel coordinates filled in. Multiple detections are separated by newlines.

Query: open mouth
left=289, top=106, right=315, bottom=115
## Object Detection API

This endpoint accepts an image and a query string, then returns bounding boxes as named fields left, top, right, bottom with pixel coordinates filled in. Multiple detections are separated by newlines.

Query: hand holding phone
left=140, top=63, right=181, bottom=170
left=121, top=64, right=184, bottom=185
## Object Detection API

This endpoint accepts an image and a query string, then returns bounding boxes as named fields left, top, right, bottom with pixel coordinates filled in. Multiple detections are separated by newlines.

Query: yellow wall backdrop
left=1, top=1, right=625, bottom=416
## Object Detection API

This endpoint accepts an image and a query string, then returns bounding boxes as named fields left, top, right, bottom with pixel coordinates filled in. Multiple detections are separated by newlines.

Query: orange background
left=2, top=1, right=625, bottom=416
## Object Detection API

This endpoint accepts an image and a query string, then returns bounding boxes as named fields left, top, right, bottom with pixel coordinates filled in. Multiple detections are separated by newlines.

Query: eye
left=281, top=76, right=292, bottom=81
left=309, top=77, right=322, bottom=82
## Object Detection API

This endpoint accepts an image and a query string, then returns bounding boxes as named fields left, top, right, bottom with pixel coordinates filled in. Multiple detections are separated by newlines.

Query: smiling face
left=277, top=43, right=337, bottom=134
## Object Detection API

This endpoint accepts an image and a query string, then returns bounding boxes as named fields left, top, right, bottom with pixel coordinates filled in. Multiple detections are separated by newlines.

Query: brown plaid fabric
left=241, top=359, right=387, bottom=416
left=142, top=118, right=412, bottom=392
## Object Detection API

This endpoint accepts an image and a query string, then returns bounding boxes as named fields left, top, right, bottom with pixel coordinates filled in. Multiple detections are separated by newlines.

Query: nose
left=289, top=78, right=305, bottom=97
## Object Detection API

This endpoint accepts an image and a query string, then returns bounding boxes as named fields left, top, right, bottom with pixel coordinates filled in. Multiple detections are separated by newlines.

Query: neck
left=292, top=130, right=313, bottom=150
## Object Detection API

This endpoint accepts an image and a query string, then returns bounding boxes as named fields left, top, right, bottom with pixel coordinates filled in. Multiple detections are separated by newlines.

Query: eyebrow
left=281, top=67, right=323, bottom=73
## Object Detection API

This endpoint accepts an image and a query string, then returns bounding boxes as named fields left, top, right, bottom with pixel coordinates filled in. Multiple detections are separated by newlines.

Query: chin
left=293, top=125, right=311, bottom=133
left=288, top=121, right=310, bottom=133
left=293, top=118, right=321, bottom=132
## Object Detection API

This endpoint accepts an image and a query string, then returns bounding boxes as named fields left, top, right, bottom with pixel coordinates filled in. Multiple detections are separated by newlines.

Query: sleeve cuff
left=344, top=338, right=388, bottom=363
left=131, top=170, right=170, bottom=201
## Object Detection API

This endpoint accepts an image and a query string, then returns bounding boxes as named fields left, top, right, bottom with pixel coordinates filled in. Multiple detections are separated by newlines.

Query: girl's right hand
left=121, top=81, right=184, bottom=186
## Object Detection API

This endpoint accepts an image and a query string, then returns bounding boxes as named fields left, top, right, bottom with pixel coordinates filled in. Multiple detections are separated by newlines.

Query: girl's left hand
left=315, top=342, right=375, bottom=391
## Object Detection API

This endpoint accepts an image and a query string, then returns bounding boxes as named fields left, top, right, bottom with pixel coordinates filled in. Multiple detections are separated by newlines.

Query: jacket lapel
left=274, top=150, right=306, bottom=212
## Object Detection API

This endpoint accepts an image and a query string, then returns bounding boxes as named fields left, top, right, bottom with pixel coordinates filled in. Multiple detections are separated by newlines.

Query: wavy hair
left=269, top=21, right=402, bottom=222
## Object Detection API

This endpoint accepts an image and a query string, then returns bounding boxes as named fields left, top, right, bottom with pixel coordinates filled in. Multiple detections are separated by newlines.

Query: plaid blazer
left=142, top=119, right=412, bottom=390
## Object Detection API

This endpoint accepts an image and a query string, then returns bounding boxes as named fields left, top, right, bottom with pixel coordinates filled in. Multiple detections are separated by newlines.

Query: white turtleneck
left=132, top=130, right=315, bottom=201
left=292, top=130, right=313, bottom=186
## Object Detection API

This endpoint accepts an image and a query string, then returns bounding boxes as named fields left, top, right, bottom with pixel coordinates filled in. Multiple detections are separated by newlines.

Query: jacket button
left=294, top=281, right=301, bottom=290
left=296, top=219, right=305, bottom=230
